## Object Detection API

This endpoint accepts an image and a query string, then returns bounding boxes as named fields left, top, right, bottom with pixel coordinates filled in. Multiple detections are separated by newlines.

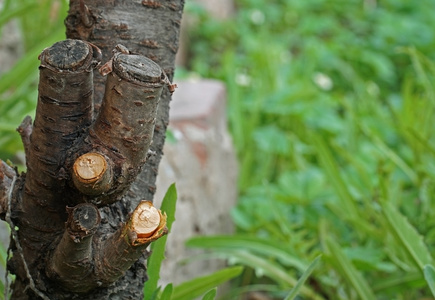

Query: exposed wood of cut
left=72, top=152, right=112, bottom=195
left=131, top=201, right=161, bottom=238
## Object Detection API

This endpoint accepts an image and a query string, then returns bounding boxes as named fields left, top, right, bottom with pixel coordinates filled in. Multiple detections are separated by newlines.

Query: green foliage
left=148, top=267, right=242, bottom=300
left=144, top=185, right=242, bottom=300
left=171, top=267, right=242, bottom=300
left=0, top=0, right=67, bottom=162
left=159, top=284, right=173, bottom=300
left=144, top=184, right=178, bottom=300
left=201, top=288, right=217, bottom=300
left=382, top=202, right=433, bottom=272
left=188, top=236, right=322, bottom=300
left=187, top=235, right=309, bottom=271
left=325, top=238, right=376, bottom=300
left=185, top=0, right=435, bottom=298
left=284, top=255, right=321, bottom=300
left=424, top=265, right=435, bottom=297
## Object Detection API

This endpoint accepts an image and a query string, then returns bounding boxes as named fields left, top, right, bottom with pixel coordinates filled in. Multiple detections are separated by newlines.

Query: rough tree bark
left=0, top=0, right=184, bottom=299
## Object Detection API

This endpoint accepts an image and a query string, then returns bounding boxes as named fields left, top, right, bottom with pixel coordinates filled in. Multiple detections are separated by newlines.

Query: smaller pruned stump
left=72, top=152, right=112, bottom=196
left=129, top=200, right=166, bottom=242
left=47, top=201, right=166, bottom=293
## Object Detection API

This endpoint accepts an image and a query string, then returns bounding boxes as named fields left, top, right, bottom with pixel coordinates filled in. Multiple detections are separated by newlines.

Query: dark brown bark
left=46, top=203, right=101, bottom=292
left=66, top=2, right=184, bottom=298
left=65, top=0, right=182, bottom=203
left=0, top=0, right=184, bottom=299
left=0, top=161, right=16, bottom=215
left=46, top=201, right=166, bottom=293
left=67, top=50, right=165, bottom=207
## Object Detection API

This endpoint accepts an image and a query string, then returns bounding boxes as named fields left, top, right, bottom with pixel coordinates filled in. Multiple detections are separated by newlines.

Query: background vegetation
left=183, top=0, right=435, bottom=299
left=0, top=0, right=66, bottom=164
left=2, top=0, right=435, bottom=299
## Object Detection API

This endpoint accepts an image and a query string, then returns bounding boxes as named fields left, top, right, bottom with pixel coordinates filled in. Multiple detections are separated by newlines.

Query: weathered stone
left=154, top=79, right=238, bottom=286
left=193, top=0, right=235, bottom=20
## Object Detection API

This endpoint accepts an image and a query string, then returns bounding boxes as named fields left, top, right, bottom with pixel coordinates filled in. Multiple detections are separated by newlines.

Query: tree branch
left=24, top=39, right=100, bottom=210
left=70, top=48, right=165, bottom=206
left=93, top=201, right=167, bottom=287
left=46, top=203, right=100, bottom=293
left=0, top=160, right=16, bottom=217
left=66, top=0, right=184, bottom=206
left=47, top=201, right=166, bottom=292
left=17, top=116, right=33, bottom=163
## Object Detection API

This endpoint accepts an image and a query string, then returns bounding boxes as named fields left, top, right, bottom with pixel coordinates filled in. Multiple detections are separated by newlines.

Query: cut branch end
left=72, top=153, right=112, bottom=196
left=39, top=39, right=100, bottom=71
left=128, top=201, right=167, bottom=246
left=67, top=203, right=101, bottom=238
left=132, top=201, right=160, bottom=238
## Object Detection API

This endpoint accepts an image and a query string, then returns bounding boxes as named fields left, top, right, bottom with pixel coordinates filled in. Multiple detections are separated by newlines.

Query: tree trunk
left=0, top=1, right=184, bottom=299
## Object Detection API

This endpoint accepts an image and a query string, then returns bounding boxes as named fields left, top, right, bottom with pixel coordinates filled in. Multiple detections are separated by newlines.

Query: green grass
left=0, top=0, right=67, bottom=162
left=144, top=185, right=243, bottom=300
left=184, top=0, right=435, bottom=299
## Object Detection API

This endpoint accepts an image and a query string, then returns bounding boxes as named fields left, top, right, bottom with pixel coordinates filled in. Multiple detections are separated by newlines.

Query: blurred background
left=2, top=0, right=435, bottom=299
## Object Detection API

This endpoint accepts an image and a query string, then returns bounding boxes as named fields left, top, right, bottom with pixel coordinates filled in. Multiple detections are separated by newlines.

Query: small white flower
left=235, top=73, right=251, bottom=87
left=250, top=9, right=265, bottom=25
left=172, top=129, right=183, bottom=141
left=186, top=72, right=201, bottom=83
left=366, top=81, right=380, bottom=97
left=313, top=72, right=333, bottom=91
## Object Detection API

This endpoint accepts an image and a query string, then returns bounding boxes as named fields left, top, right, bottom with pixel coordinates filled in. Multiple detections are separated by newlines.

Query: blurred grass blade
left=284, top=255, right=322, bottom=300
left=0, top=279, right=3, bottom=300
left=325, top=238, right=376, bottom=300
left=186, top=235, right=308, bottom=271
left=311, top=134, right=358, bottom=219
left=144, top=184, right=177, bottom=300
left=408, top=128, right=435, bottom=157
left=160, top=284, right=173, bottom=300
left=0, top=26, right=64, bottom=95
left=0, top=123, right=18, bottom=132
left=201, top=288, right=217, bottom=300
left=369, top=134, right=417, bottom=184
left=406, top=47, right=435, bottom=101
left=424, top=265, right=435, bottom=297
left=0, top=2, right=37, bottom=28
left=382, top=202, right=432, bottom=271
left=0, top=240, right=8, bottom=268
left=372, top=272, right=423, bottom=292
left=158, top=183, right=177, bottom=232
left=148, top=287, right=161, bottom=300
left=220, top=284, right=282, bottom=299
left=215, top=250, right=324, bottom=300
left=171, top=266, right=243, bottom=300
